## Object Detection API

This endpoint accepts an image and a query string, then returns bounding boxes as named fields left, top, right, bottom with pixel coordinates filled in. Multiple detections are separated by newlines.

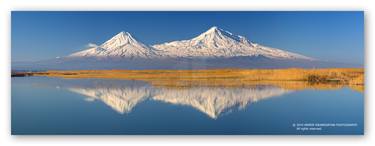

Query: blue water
left=11, top=77, right=364, bottom=135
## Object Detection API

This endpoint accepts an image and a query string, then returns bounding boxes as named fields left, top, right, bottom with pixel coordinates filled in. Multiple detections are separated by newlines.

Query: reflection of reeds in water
left=30, top=68, right=364, bottom=92
left=150, top=80, right=347, bottom=90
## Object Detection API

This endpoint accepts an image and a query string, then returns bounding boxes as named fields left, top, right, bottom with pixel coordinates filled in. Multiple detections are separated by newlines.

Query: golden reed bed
left=17, top=68, right=364, bottom=92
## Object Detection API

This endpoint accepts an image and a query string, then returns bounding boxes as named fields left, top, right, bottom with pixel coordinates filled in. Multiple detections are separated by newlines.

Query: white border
left=0, top=0, right=373, bottom=146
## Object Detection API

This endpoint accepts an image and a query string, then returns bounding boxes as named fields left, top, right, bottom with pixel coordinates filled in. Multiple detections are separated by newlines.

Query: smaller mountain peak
left=118, top=31, right=126, bottom=34
left=102, top=31, right=138, bottom=48
left=114, top=31, right=133, bottom=39
left=119, top=31, right=131, bottom=35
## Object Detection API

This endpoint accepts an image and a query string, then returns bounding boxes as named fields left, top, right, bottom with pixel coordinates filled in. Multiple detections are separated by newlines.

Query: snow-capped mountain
left=153, top=26, right=312, bottom=60
left=68, top=26, right=313, bottom=60
left=69, top=31, right=158, bottom=58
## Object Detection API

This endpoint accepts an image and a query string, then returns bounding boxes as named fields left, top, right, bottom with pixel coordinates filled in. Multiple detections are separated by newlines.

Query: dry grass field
left=19, top=68, right=364, bottom=92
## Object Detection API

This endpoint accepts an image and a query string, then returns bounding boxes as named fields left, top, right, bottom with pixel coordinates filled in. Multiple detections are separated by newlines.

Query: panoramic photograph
left=11, top=11, right=364, bottom=135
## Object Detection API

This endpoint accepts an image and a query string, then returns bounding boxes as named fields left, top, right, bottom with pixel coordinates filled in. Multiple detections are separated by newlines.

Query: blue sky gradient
left=12, top=11, right=364, bottom=64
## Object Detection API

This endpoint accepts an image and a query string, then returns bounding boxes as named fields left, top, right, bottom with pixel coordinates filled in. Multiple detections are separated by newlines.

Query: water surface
left=11, top=77, right=364, bottom=134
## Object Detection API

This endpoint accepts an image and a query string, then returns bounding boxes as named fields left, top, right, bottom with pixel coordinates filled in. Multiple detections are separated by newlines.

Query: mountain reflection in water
left=54, top=79, right=292, bottom=119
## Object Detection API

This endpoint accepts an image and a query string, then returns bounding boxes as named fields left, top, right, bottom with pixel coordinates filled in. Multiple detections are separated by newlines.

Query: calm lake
left=11, top=77, right=364, bottom=135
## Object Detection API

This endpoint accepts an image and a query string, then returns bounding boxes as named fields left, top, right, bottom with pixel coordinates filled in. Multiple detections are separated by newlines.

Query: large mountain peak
left=192, top=26, right=250, bottom=45
left=203, top=26, right=220, bottom=34
left=153, top=26, right=313, bottom=60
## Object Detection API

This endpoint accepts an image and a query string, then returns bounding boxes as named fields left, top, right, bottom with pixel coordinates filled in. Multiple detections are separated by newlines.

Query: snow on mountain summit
left=192, top=26, right=250, bottom=44
left=69, top=31, right=158, bottom=58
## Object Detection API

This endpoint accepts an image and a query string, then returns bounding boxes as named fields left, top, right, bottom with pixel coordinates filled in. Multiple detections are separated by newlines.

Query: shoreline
left=11, top=68, right=364, bottom=92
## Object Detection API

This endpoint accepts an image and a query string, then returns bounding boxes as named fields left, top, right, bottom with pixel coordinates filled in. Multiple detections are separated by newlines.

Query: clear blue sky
left=12, top=11, right=364, bottom=64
